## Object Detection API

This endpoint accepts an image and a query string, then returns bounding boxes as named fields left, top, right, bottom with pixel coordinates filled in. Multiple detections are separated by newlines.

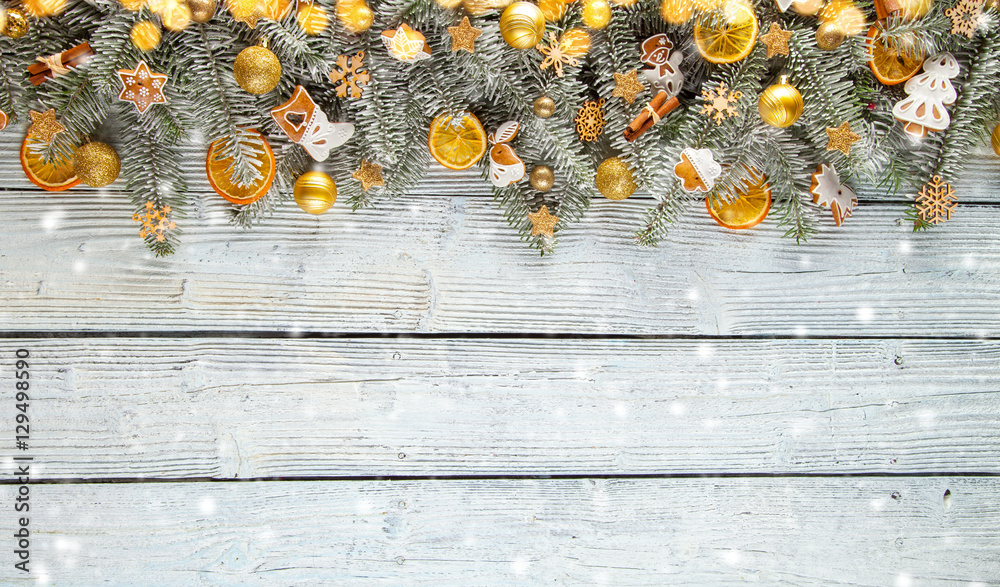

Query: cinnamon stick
left=27, top=42, right=93, bottom=86
left=873, top=0, right=901, bottom=20
left=624, top=95, right=679, bottom=142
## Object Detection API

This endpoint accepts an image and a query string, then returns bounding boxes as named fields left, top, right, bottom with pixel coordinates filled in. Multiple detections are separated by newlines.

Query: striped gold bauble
left=758, top=76, right=803, bottom=128
left=294, top=171, right=337, bottom=215
left=499, top=2, right=545, bottom=49
left=992, top=124, right=1000, bottom=157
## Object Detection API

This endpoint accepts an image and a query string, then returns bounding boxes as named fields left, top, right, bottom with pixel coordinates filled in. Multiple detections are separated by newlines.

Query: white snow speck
left=856, top=307, right=874, bottom=322
left=199, top=497, right=216, bottom=515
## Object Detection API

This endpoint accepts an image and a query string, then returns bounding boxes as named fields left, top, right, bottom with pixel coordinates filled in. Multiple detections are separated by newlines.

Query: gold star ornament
left=118, top=60, right=168, bottom=114
left=528, top=205, right=558, bottom=237
left=353, top=159, right=384, bottom=191
left=612, top=69, right=646, bottom=105
left=448, top=16, right=481, bottom=53
left=27, top=109, right=65, bottom=143
left=759, top=22, right=793, bottom=58
left=825, top=121, right=861, bottom=155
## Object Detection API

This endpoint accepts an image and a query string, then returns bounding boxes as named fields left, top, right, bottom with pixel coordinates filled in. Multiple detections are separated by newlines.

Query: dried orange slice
left=867, top=26, right=924, bottom=86
left=706, top=169, right=771, bottom=229
left=428, top=112, right=487, bottom=171
left=694, top=0, right=759, bottom=64
left=20, top=138, right=80, bottom=192
left=206, top=130, right=275, bottom=205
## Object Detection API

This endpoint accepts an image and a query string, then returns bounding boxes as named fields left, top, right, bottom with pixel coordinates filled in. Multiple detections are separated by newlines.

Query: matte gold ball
left=581, top=0, right=612, bottom=29
left=533, top=96, right=556, bottom=118
left=758, top=79, right=803, bottom=128
left=73, top=142, right=121, bottom=188
left=1, top=8, right=29, bottom=38
left=296, top=2, right=329, bottom=35
left=595, top=157, right=636, bottom=200
left=991, top=124, right=1000, bottom=157
left=529, top=165, right=555, bottom=192
left=294, top=171, right=337, bottom=215
left=188, top=0, right=216, bottom=22
left=500, top=2, right=545, bottom=49
left=130, top=21, right=162, bottom=52
left=815, top=21, right=845, bottom=50
left=234, top=45, right=281, bottom=95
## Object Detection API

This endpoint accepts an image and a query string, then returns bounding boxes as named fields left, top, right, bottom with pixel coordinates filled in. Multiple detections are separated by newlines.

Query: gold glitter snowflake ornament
left=133, top=201, right=176, bottom=242
left=700, top=82, right=742, bottom=126
left=575, top=98, right=606, bottom=142
left=946, top=0, right=984, bottom=37
left=118, top=60, right=168, bottom=114
left=915, top=175, right=957, bottom=224
left=328, top=51, right=370, bottom=99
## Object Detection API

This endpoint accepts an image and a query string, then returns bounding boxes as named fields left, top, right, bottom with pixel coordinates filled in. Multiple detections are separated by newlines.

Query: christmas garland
left=1, top=0, right=998, bottom=255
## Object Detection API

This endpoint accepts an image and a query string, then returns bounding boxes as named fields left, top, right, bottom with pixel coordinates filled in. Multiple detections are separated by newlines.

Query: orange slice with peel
left=706, top=169, right=772, bottom=229
left=20, top=137, right=80, bottom=192
left=694, top=0, right=759, bottom=64
left=428, top=112, right=487, bottom=171
left=867, top=26, right=924, bottom=86
left=206, top=129, right=275, bottom=205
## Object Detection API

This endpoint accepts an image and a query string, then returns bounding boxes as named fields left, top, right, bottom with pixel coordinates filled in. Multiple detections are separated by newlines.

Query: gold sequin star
left=447, top=16, right=481, bottom=53
left=118, top=61, right=168, bottom=114
left=353, top=159, right=384, bottom=191
left=27, top=109, right=65, bottom=143
left=759, top=22, right=793, bottom=58
left=528, top=205, right=558, bottom=238
left=612, top=69, right=646, bottom=105
left=825, top=121, right=861, bottom=155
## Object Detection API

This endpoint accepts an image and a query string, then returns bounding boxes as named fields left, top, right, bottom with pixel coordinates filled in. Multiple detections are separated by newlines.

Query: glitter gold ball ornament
left=533, top=96, right=556, bottom=118
left=294, top=171, right=337, bottom=214
left=581, top=0, right=611, bottom=29
left=189, top=0, right=216, bottom=22
left=529, top=165, right=555, bottom=191
left=234, top=43, right=281, bottom=94
left=595, top=157, right=636, bottom=200
left=337, top=0, right=374, bottom=32
left=660, top=0, right=693, bottom=24
left=1, top=7, right=29, bottom=38
left=815, top=20, right=845, bottom=50
left=73, top=141, right=121, bottom=188
left=499, top=2, right=545, bottom=49
left=758, top=76, right=803, bottom=128
left=296, top=2, right=328, bottom=35
left=130, top=21, right=163, bottom=52
left=992, top=123, right=1000, bottom=157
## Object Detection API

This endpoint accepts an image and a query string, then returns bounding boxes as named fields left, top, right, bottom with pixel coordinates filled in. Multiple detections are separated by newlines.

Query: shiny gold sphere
left=529, top=165, right=555, bottom=192
left=559, top=28, right=591, bottom=57
left=500, top=2, right=545, bottom=49
left=118, top=0, right=144, bottom=11
left=533, top=96, right=556, bottom=118
left=790, top=0, right=822, bottom=15
left=294, top=171, right=337, bottom=214
left=1, top=8, right=29, bottom=38
left=130, top=21, right=162, bottom=52
left=435, top=0, right=464, bottom=8
left=595, top=157, right=636, bottom=200
left=538, top=0, right=567, bottom=21
left=899, top=0, right=932, bottom=19
left=296, top=2, right=329, bottom=35
left=234, top=45, right=281, bottom=95
left=581, top=0, right=612, bottom=29
left=337, top=0, right=374, bottom=32
left=660, top=0, right=693, bottom=24
left=73, top=142, right=121, bottom=188
left=189, top=0, right=216, bottom=22
left=24, top=0, right=65, bottom=17
left=758, top=79, right=803, bottom=128
left=991, top=124, right=1000, bottom=157
left=815, top=21, right=845, bottom=50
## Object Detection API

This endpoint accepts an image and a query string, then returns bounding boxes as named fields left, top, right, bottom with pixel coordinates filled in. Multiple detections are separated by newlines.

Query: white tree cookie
left=892, top=52, right=959, bottom=139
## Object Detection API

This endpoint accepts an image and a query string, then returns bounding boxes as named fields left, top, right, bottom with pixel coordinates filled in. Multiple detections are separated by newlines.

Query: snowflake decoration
left=133, top=201, right=176, bottom=243
left=915, top=175, right=957, bottom=224
left=946, top=0, right=984, bottom=38
left=536, top=32, right=579, bottom=78
left=700, top=82, right=742, bottom=126
left=328, top=51, right=370, bottom=99
left=574, top=98, right=606, bottom=142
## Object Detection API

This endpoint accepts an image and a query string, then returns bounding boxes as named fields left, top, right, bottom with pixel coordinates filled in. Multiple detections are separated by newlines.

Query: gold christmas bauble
left=538, top=0, right=567, bottom=21
left=188, top=0, right=216, bottom=22
left=758, top=77, right=803, bottom=128
left=119, top=0, right=144, bottom=11
left=815, top=20, right=845, bottom=50
left=294, top=171, right=337, bottom=214
left=499, top=2, right=545, bottom=49
left=234, top=45, right=281, bottom=95
left=130, top=21, right=162, bottom=52
left=581, top=0, right=611, bottom=28
left=533, top=96, right=556, bottom=118
left=660, top=0, right=693, bottom=24
left=337, top=0, right=374, bottom=32
left=992, top=124, right=1000, bottom=157
left=790, top=0, right=822, bottom=14
left=73, top=142, right=121, bottom=188
left=1, top=8, right=29, bottom=38
left=529, top=165, right=555, bottom=191
left=24, top=0, right=65, bottom=17
left=899, top=0, right=932, bottom=19
left=595, top=157, right=636, bottom=200
left=559, top=28, right=591, bottom=57
left=436, top=0, right=464, bottom=8
left=296, top=2, right=329, bottom=35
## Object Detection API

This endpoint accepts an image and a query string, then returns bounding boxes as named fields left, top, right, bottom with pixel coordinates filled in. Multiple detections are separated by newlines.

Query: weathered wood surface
left=2, top=189, right=999, bottom=335
left=1, top=477, right=997, bottom=585
left=4, top=338, right=997, bottom=480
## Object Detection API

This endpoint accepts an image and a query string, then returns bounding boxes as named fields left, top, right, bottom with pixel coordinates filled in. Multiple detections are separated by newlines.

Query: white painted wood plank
left=2, top=187, right=1000, bottom=335
left=6, top=338, right=998, bottom=479
left=0, top=477, right=996, bottom=585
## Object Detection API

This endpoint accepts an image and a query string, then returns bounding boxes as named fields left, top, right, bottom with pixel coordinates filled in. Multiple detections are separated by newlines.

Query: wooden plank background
left=1, top=126, right=998, bottom=584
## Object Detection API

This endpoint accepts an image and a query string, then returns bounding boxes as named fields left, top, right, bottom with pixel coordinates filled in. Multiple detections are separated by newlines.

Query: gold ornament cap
left=499, top=1, right=545, bottom=49
left=758, top=75, right=803, bottom=128
left=74, top=141, right=121, bottom=188
left=595, top=157, right=637, bottom=200
left=529, top=165, right=555, bottom=191
left=294, top=171, right=337, bottom=214
left=234, top=43, right=282, bottom=95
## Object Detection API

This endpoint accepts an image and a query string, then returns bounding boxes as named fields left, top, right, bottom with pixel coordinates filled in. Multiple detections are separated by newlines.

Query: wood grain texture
left=1, top=186, right=999, bottom=335
left=1, top=477, right=997, bottom=585
left=6, top=338, right=998, bottom=479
